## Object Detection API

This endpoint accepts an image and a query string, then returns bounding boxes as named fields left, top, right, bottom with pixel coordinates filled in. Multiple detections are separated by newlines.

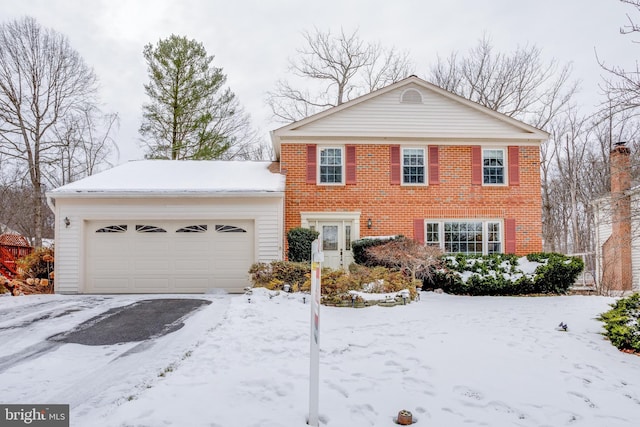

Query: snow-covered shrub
left=526, top=252, right=584, bottom=294
left=598, top=293, right=640, bottom=353
left=320, top=265, right=418, bottom=305
left=429, top=253, right=583, bottom=295
left=249, top=261, right=418, bottom=305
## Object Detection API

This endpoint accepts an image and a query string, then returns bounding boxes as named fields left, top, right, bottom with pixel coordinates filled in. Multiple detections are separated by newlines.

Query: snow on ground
left=1, top=291, right=640, bottom=427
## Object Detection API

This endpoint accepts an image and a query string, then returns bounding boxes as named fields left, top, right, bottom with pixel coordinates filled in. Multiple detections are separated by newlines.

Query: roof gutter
left=46, top=190, right=285, bottom=200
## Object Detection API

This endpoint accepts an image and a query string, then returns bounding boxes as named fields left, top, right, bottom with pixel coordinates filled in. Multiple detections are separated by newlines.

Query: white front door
left=316, top=221, right=355, bottom=270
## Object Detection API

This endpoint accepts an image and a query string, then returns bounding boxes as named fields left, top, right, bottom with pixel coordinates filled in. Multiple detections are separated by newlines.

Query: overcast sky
left=2, top=0, right=636, bottom=162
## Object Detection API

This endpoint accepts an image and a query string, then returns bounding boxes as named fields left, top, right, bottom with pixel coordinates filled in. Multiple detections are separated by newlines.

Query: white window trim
left=482, top=148, right=508, bottom=187
left=318, top=146, right=344, bottom=186
left=424, top=219, right=504, bottom=255
left=401, top=146, right=428, bottom=186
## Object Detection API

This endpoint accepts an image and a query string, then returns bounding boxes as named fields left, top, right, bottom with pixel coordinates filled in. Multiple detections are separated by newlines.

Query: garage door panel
left=174, top=239, right=209, bottom=252
left=93, top=278, right=131, bottom=291
left=175, top=259, right=211, bottom=274
left=86, top=220, right=253, bottom=293
left=174, top=278, right=211, bottom=292
left=133, top=277, right=170, bottom=290
left=134, top=240, right=170, bottom=253
left=134, top=259, right=171, bottom=274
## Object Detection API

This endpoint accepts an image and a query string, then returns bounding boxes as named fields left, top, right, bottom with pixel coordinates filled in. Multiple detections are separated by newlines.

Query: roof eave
left=275, top=131, right=546, bottom=144
left=47, top=190, right=285, bottom=199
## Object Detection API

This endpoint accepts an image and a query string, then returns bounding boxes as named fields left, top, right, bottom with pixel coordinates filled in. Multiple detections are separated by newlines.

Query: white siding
left=594, top=195, right=640, bottom=291
left=296, top=83, right=530, bottom=137
left=594, top=199, right=612, bottom=290
left=52, top=196, right=283, bottom=294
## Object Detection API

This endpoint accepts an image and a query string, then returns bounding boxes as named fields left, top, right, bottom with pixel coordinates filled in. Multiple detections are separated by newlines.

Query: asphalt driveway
left=49, top=298, right=212, bottom=345
left=0, top=294, right=229, bottom=413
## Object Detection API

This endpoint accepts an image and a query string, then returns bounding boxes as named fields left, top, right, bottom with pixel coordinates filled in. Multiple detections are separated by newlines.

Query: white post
left=309, top=239, right=323, bottom=426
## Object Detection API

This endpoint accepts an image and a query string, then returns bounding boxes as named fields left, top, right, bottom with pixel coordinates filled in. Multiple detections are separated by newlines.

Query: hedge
left=429, top=252, right=583, bottom=296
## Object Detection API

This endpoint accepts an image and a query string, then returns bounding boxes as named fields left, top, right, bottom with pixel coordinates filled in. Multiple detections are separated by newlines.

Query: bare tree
left=599, top=0, right=640, bottom=114
left=48, top=106, right=119, bottom=187
left=0, top=17, right=99, bottom=245
left=429, top=34, right=578, bottom=129
left=267, top=27, right=413, bottom=123
left=552, top=108, right=591, bottom=253
left=430, top=35, right=579, bottom=255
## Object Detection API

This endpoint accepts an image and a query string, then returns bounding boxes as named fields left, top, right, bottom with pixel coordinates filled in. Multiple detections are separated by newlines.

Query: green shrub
left=430, top=252, right=581, bottom=296
left=287, top=227, right=319, bottom=262
left=527, top=252, right=584, bottom=294
left=598, top=293, right=640, bottom=353
left=352, top=236, right=400, bottom=266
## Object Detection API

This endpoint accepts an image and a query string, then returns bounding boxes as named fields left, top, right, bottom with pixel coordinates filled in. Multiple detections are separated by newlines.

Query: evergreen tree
left=140, top=35, right=242, bottom=160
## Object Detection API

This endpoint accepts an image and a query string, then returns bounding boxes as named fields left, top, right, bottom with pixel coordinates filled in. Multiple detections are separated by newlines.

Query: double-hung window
left=319, top=147, right=343, bottom=184
left=483, top=149, right=505, bottom=184
left=425, top=220, right=502, bottom=255
left=402, top=148, right=425, bottom=184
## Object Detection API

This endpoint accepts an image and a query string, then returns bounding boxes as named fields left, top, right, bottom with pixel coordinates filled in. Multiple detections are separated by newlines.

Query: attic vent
left=401, top=89, right=422, bottom=104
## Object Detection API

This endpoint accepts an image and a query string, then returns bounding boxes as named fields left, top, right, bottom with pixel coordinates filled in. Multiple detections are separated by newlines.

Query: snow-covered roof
left=48, top=160, right=285, bottom=197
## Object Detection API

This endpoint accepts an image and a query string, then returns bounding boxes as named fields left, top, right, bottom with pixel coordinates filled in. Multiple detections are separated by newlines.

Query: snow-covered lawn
left=1, top=291, right=639, bottom=427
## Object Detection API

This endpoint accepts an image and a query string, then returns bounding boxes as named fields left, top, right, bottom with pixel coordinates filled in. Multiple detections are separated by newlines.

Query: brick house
left=271, top=76, right=547, bottom=270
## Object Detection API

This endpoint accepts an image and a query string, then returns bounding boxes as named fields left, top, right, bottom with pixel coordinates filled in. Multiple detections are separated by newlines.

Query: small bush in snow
left=598, top=293, right=640, bottom=353
left=248, top=261, right=418, bottom=305
left=318, top=265, right=419, bottom=305
left=248, top=261, right=310, bottom=291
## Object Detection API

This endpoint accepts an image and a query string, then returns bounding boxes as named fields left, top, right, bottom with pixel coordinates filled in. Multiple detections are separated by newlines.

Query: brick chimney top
left=611, top=142, right=631, bottom=196
left=612, top=141, right=630, bottom=156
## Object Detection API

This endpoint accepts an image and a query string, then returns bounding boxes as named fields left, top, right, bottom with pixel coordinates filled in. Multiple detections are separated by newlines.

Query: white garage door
left=86, top=220, right=254, bottom=293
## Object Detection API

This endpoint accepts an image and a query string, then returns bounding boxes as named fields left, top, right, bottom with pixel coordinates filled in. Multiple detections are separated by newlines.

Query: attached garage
left=47, top=161, right=285, bottom=294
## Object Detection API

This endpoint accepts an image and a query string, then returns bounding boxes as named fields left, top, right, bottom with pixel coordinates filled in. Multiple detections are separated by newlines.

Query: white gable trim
left=271, top=76, right=549, bottom=154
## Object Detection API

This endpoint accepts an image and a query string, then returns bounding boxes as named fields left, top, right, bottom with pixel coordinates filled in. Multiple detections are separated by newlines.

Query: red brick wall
left=281, top=143, right=542, bottom=255
left=604, top=146, right=633, bottom=290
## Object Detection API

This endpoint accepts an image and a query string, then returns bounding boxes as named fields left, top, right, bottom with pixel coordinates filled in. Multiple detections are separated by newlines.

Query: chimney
left=604, top=143, right=633, bottom=291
